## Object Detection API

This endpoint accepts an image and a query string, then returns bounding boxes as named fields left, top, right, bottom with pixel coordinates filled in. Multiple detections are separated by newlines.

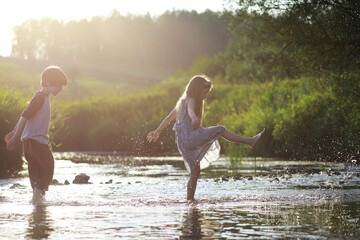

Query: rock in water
left=51, top=179, right=59, bottom=185
left=10, top=183, right=25, bottom=189
left=73, top=173, right=90, bottom=184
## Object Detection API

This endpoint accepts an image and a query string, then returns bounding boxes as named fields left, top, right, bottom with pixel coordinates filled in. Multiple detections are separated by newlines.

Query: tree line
left=11, top=10, right=229, bottom=73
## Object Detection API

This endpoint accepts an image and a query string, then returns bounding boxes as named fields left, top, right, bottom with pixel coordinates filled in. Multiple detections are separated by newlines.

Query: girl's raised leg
left=187, top=163, right=200, bottom=201
left=222, top=129, right=265, bottom=149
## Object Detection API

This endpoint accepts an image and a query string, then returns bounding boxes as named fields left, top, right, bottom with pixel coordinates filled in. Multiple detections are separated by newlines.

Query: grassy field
left=0, top=57, right=171, bottom=102
left=0, top=56, right=175, bottom=176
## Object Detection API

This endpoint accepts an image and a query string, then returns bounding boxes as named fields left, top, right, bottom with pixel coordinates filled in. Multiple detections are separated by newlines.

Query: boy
left=5, top=66, right=67, bottom=204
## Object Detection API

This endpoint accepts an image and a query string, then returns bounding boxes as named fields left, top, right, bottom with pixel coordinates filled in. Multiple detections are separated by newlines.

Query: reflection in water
left=1, top=157, right=359, bottom=239
left=275, top=201, right=360, bottom=238
left=179, top=205, right=222, bottom=239
left=26, top=204, right=53, bottom=239
left=177, top=201, right=360, bottom=239
left=179, top=206, right=203, bottom=239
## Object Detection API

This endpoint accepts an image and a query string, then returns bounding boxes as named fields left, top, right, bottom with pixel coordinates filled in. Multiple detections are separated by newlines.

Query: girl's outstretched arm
left=147, top=108, right=177, bottom=142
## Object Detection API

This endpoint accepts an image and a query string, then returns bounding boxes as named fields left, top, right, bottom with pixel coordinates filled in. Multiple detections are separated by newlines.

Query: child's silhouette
left=147, top=75, right=264, bottom=201
left=5, top=66, right=68, bottom=204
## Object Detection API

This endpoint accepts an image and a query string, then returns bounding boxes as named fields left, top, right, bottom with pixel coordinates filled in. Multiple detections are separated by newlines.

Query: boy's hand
left=191, top=117, right=200, bottom=130
left=5, top=130, right=16, bottom=151
left=5, top=130, right=14, bottom=142
left=147, top=131, right=160, bottom=142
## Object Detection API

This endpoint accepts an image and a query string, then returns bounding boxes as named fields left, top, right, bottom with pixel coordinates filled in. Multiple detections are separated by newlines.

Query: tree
left=225, top=0, right=360, bottom=77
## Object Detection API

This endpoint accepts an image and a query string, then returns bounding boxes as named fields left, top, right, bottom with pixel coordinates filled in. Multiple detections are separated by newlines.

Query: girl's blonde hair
left=176, top=75, right=212, bottom=121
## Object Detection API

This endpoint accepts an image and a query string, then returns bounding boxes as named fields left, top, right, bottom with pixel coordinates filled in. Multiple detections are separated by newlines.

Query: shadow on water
left=179, top=205, right=223, bottom=240
left=26, top=204, right=53, bottom=239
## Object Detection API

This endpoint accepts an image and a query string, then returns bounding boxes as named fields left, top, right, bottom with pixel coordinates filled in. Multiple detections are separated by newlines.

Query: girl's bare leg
left=187, top=163, right=200, bottom=201
left=222, top=129, right=265, bottom=149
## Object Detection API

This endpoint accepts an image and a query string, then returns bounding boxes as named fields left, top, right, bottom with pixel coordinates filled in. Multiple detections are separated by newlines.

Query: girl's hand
left=191, top=117, right=200, bottom=130
left=147, top=131, right=160, bottom=142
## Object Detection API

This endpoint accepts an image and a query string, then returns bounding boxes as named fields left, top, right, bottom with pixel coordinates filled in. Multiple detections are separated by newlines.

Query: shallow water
left=1, top=153, right=359, bottom=239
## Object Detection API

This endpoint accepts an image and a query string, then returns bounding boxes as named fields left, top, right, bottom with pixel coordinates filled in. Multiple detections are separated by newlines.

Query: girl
left=147, top=75, right=264, bottom=201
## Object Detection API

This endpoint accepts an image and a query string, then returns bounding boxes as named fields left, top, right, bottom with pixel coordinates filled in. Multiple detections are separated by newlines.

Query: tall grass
left=0, top=88, right=26, bottom=177
left=1, top=56, right=359, bottom=165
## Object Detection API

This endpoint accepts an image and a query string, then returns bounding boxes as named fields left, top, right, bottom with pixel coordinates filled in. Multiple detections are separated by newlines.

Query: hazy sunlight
left=0, top=0, right=224, bottom=57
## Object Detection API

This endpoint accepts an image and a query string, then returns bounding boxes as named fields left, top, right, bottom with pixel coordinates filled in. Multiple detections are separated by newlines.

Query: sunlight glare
left=0, top=0, right=224, bottom=57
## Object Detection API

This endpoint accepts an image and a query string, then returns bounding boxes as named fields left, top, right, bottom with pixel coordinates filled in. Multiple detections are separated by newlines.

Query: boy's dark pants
left=23, top=139, right=54, bottom=192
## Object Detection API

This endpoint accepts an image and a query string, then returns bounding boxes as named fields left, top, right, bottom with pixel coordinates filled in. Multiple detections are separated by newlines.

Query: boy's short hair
left=41, top=66, right=68, bottom=87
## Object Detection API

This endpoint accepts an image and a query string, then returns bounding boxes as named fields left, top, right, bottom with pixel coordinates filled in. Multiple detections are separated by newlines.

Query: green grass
left=0, top=57, right=167, bottom=102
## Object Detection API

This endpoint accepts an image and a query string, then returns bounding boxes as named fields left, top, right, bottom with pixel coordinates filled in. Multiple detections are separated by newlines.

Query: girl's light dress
left=173, top=98, right=226, bottom=174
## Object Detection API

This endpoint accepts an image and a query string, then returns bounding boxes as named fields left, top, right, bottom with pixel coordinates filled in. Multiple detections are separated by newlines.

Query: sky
left=0, top=0, right=226, bottom=57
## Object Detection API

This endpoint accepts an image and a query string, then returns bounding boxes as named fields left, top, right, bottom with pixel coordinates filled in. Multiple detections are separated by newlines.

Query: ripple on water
left=1, top=156, right=360, bottom=239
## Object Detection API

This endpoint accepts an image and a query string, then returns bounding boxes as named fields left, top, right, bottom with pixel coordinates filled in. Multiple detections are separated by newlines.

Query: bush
left=0, top=88, right=26, bottom=177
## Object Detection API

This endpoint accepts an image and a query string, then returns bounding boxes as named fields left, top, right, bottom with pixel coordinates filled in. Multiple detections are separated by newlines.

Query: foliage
left=225, top=0, right=360, bottom=77
left=51, top=78, right=184, bottom=154
left=1, top=5, right=359, bottom=166
left=0, top=88, right=26, bottom=177
left=11, top=10, right=229, bottom=75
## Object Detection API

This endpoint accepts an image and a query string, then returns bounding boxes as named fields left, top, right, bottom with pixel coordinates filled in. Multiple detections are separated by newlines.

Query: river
left=1, top=153, right=359, bottom=239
